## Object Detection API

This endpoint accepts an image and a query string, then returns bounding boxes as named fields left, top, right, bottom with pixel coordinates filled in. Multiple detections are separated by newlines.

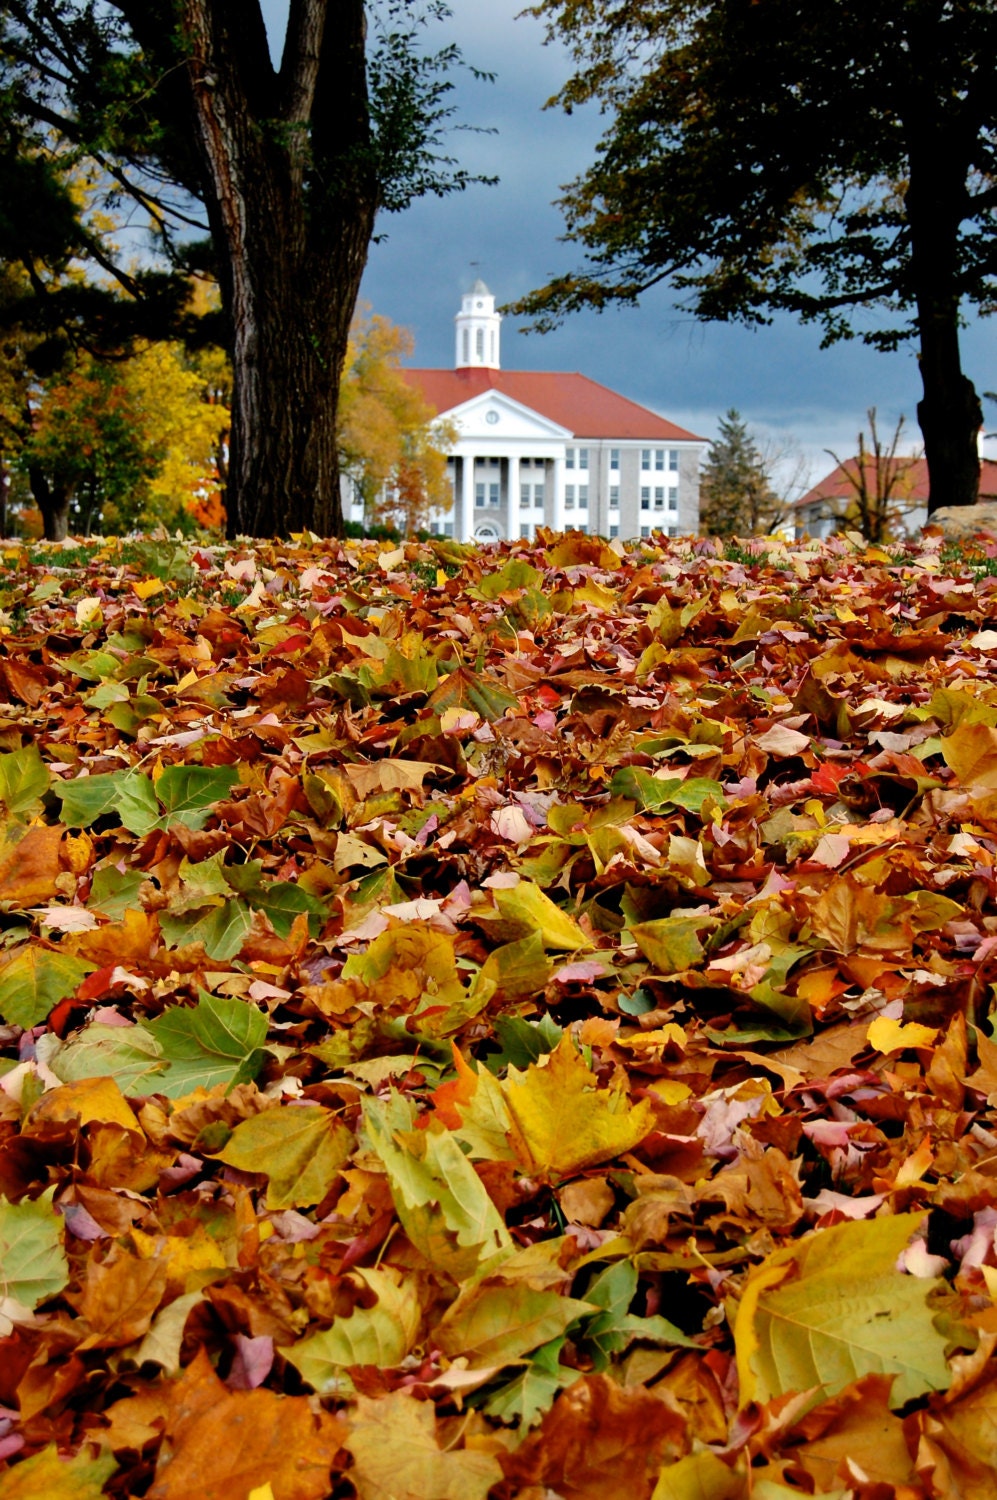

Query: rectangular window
left=609, top=524, right=619, bottom=538
left=578, top=447, right=589, bottom=470
left=655, top=448, right=665, bottom=470
left=577, top=524, right=588, bottom=534
left=578, top=485, right=589, bottom=508
left=490, top=457, right=500, bottom=468
left=654, top=487, right=664, bottom=509
left=610, top=449, right=620, bottom=470
left=640, top=487, right=650, bottom=510
left=669, top=449, right=679, bottom=472
left=443, top=523, right=454, bottom=537
left=667, top=526, right=679, bottom=537
left=475, top=483, right=485, bottom=508
left=641, top=449, right=651, bottom=470
left=564, top=484, right=575, bottom=510
left=640, top=525, right=650, bottom=538
left=609, top=485, right=620, bottom=507
left=489, top=483, right=500, bottom=506
left=565, top=447, right=575, bottom=469
left=521, top=484, right=531, bottom=508
left=520, top=524, right=531, bottom=540
left=667, top=490, right=678, bottom=512
left=534, top=484, right=545, bottom=507
left=520, top=457, right=531, bottom=468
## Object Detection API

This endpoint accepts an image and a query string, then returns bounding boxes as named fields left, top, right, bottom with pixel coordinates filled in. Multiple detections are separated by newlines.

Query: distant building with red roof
left=794, top=455, right=997, bottom=538
left=354, top=281, right=706, bottom=541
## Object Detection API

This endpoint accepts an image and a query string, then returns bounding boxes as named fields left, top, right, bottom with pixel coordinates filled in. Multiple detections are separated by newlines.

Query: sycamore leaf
left=0, top=744, right=51, bottom=819
left=0, top=821, right=65, bottom=905
left=502, top=1034, right=654, bottom=1179
left=158, top=898, right=252, bottom=960
left=0, top=1187, right=68, bottom=1315
left=0, top=945, right=93, bottom=1028
left=734, top=1212, right=951, bottom=1407
left=942, top=719, right=997, bottom=790
left=436, top=1280, right=595, bottom=1368
left=345, top=1390, right=503, bottom=1500
left=146, top=991, right=267, bottom=1098
left=487, top=879, right=589, bottom=951
left=215, top=1105, right=353, bottom=1209
left=0, top=1446, right=117, bottom=1500
left=483, top=1336, right=579, bottom=1426
left=341, top=924, right=471, bottom=1033
left=86, top=865, right=145, bottom=919
left=153, top=764, right=240, bottom=828
left=282, top=1267, right=423, bottom=1388
left=45, top=1021, right=167, bottom=1094
left=650, top=1453, right=744, bottom=1500
left=54, top=768, right=160, bottom=835
left=364, top=1092, right=511, bottom=1279
left=144, top=1348, right=345, bottom=1500
left=630, top=914, right=709, bottom=973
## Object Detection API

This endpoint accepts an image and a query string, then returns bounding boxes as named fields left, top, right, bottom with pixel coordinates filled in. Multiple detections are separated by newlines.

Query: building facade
left=354, top=281, right=705, bottom=542
left=794, top=455, right=997, bottom=538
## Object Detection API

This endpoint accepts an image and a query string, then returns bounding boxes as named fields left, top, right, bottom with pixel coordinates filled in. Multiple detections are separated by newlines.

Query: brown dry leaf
left=23, top=1076, right=141, bottom=1136
left=966, top=1029, right=997, bottom=1104
left=345, top=1389, right=502, bottom=1500
left=558, top=1177, right=616, bottom=1227
left=146, top=1347, right=346, bottom=1500
left=0, top=822, right=65, bottom=903
left=908, top=1366, right=997, bottom=1500
left=925, top=1011, right=968, bottom=1109
left=498, top=1373, right=689, bottom=1500
left=75, top=1244, right=169, bottom=1349
left=809, top=875, right=903, bottom=954
left=789, top=1372, right=917, bottom=1489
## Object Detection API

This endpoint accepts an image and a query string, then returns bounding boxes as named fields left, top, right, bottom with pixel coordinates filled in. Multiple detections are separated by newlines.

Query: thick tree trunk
left=905, top=83, right=982, bottom=512
left=29, top=465, right=72, bottom=541
left=179, top=0, right=375, bottom=539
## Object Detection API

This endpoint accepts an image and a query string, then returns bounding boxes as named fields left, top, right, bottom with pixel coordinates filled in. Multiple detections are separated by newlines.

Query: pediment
left=446, top=389, right=572, bottom=441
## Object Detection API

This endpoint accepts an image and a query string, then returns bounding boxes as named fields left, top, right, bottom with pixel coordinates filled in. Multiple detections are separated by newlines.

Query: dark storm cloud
left=260, top=0, right=994, bottom=473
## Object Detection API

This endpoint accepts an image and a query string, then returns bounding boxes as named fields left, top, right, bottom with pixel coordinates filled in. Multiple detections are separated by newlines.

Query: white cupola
left=455, top=278, right=501, bottom=370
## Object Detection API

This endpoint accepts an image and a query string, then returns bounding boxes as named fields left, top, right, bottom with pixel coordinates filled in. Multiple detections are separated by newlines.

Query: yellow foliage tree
left=338, top=309, right=455, bottom=535
left=103, top=342, right=229, bottom=533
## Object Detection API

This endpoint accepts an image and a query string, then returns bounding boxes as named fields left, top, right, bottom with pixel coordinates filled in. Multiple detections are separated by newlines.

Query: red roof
left=402, top=368, right=703, bottom=442
left=797, top=456, right=997, bottom=508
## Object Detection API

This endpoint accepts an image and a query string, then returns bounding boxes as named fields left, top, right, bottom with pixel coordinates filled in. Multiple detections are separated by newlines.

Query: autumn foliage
left=3, top=528, right=997, bottom=1497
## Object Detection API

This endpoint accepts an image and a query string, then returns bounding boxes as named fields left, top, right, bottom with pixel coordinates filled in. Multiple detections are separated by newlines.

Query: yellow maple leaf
left=501, top=1035, right=654, bottom=1179
left=866, top=1016, right=939, bottom=1054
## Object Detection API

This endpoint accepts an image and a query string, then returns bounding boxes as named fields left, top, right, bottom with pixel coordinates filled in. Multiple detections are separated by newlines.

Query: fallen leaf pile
left=2, top=527, right=997, bottom=1497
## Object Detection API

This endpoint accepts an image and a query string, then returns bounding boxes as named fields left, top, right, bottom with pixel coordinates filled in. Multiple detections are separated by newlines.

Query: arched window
left=475, top=328, right=484, bottom=360
left=490, top=331, right=496, bottom=364
left=462, top=329, right=469, bottom=363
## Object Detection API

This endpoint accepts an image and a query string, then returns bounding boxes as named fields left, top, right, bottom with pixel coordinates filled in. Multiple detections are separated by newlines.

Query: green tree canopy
left=518, top=0, right=997, bottom=513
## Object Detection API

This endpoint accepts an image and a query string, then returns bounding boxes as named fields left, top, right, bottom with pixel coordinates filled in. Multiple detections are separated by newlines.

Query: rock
left=926, top=503, right=997, bottom=539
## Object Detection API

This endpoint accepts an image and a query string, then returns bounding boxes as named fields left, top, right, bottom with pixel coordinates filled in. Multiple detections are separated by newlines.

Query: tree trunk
left=29, top=465, right=72, bottom=541
left=904, top=70, right=982, bottom=512
left=179, top=0, right=375, bottom=539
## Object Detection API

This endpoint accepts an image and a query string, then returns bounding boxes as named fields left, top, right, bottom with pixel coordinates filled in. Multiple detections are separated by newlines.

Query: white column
left=507, top=453, right=520, bottom=541
left=460, top=453, right=475, bottom=541
left=550, top=455, right=565, bottom=533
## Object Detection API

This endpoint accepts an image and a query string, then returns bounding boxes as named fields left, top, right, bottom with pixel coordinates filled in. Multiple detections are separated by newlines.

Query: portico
left=353, top=279, right=706, bottom=540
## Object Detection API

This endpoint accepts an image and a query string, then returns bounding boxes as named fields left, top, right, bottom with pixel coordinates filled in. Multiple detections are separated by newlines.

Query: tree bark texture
left=905, top=129, right=982, bottom=513
left=178, top=0, right=376, bottom=537
left=29, top=465, right=71, bottom=542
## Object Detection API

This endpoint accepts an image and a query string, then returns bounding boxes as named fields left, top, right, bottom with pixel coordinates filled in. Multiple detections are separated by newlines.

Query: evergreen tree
left=699, top=410, right=782, bottom=537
